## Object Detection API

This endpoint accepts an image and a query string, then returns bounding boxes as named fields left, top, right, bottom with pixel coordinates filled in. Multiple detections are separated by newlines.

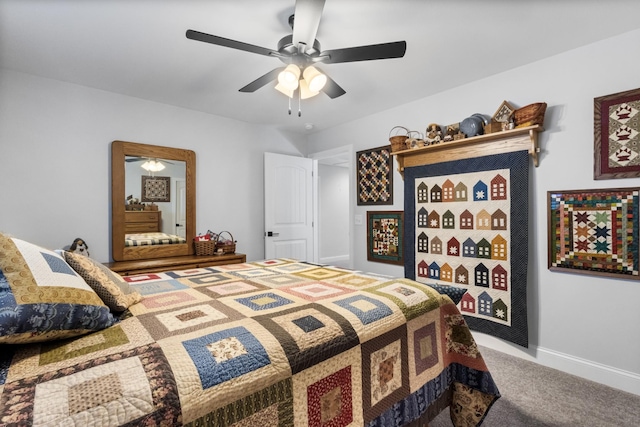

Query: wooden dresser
left=124, top=210, right=161, bottom=233
left=105, top=253, right=246, bottom=276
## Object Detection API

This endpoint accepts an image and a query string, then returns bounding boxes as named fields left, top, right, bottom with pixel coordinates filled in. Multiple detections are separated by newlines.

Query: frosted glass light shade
left=303, top=66, right=327, bottom=92
left=277, top=64, right=300, bottom=91
left=299, top=79, right=319, bottom=99
left=275, top=82, right=294, bottom=98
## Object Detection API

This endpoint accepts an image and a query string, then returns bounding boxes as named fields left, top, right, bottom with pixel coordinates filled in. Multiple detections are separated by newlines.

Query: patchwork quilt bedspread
left=0, top=259, right=499, bottom=426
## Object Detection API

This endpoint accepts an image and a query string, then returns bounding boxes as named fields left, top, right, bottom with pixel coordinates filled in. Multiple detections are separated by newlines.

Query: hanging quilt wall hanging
left=404, top=150, right=530, bottom=347
left=356, top=145, right=393, bottom=205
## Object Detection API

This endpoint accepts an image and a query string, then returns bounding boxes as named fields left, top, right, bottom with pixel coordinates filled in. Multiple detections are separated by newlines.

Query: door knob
left=265, top=231, right=280, bottom=237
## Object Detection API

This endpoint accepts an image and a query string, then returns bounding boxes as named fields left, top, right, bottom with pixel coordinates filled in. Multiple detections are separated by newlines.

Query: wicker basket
left=389, top=126, right=409, bottom=152
left=514, top=102, right=547, bottom=128
left=194, top=240, right=215, bottom=256
left=215, top=231, right=236, bottom=254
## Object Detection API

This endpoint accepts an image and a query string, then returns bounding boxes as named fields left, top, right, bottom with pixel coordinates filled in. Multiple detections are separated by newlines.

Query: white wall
left=318, top=164, right=349, bottom=264
left=307, top=29, right=640, bottom=395
left=0, top=69, right=305, bottom=263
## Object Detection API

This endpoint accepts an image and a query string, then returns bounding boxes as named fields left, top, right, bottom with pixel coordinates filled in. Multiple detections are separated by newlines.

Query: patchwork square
left=182, top=326, right=270, bottom=389
left=219, top=290, right=307, bottom=317
left=332, top=295, right=393, bottom=326
left=257, top=304, right=359, bottom=374
left=178, top=272, right=238, bottom=287
left=128, top=288, right=212, bottom=316
left=166, top=268, right=215, bottom=278
left=248, top=273, right=310, bottom=288
left=360, top=324, right=409, bottom=423
left=294, top=268, right=350, bottom=281
left=188, top=379, right=293, bottom=427
left=331, top=274, right=384, bottom=289
left=205, top=281, right=260, bottom=295
left=368, top=279, right=442, bottom=321
left=136, top=299, right=242, bottom=340
left=281, top=282, right=354, bottom=301
left=0, top=344, right=180, bottom=426
left=128, top=279, right=189, bottom=295
left=292, top=347, right=363, bottom=426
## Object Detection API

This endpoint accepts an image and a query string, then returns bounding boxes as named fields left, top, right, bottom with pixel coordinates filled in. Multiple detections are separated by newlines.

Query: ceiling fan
left=186, top=0, right=406, bottom=107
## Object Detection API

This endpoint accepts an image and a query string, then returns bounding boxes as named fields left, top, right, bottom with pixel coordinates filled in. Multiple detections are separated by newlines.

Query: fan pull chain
left=298, top=88, right=302, bottom=117
left=288, top=96, right=292, bottom=115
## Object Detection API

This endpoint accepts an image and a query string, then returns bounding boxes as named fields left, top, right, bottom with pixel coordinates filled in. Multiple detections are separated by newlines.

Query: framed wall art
left=367, top=210, right=404, bottom=265
left=141, top=176, right=170, bottom=202
left=357, top=145, right=393, bottom=205
left=594, top=87, right=640, bottom=179
left=548, top=187, right=639, bottom=280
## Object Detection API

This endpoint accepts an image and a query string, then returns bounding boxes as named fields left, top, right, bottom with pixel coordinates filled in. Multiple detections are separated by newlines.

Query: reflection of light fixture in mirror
left=141, top=160, right=165, bottom=172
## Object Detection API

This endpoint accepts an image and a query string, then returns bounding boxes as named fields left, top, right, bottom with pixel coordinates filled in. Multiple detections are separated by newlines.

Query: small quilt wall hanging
left=141, top=176, right=170, bottom=202
left=404, top=150, right=529, bottom=347
left=594, top=87, right=640, bottom=179
left=357, top=145, right=393, bottom=205
left=548, top=187, right=639, bottom=279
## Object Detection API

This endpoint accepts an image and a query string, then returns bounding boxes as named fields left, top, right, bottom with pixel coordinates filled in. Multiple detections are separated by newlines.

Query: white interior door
left=174, top=179, right=186, bottom=238
left=264, top=152, right=314, bottom=261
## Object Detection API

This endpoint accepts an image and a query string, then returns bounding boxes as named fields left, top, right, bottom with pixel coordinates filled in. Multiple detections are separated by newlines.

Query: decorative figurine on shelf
left=425, top=123, right=443, bottom=145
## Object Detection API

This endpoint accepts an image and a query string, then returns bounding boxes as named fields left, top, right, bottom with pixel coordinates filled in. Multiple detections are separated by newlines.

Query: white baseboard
left=474, top=333, right=640, bottom=396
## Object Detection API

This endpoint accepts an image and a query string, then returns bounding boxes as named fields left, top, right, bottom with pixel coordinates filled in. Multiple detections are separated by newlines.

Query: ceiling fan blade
left=319, top=41, right=407, bottom=64
left=292, top=0, right=326, bottom=53
left=186, top=29, right=280, bottom=57
left=239, top=67, right=285, bottom=93
left=321, top=74, right=346, bottom=99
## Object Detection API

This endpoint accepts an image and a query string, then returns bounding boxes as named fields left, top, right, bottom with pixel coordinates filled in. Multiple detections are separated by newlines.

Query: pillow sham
left=0, top=234, right=117, bottom=344
left=64, top=251, right=142, bottom=312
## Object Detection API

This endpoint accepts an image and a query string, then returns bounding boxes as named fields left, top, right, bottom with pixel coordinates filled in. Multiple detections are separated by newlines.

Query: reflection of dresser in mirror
left=124, top=211, right=160, bottom=233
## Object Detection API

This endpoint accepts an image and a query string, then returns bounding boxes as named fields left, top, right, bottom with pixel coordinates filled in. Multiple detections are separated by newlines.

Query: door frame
left=309, top=145, right=354, bottom=269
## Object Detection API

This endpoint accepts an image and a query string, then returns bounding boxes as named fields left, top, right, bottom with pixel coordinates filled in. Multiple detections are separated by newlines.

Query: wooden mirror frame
left=111, top=140, right=196, bottom=261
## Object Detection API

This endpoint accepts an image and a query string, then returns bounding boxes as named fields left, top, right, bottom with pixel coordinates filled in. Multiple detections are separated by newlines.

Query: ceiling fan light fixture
left=278, top=64, right=301, bottom=91
left=303, top=66, right=327, bottom=92
left=141, top=160, right=165, bottom=172
left=275, top=82, right=295, bottom=98
left=299, top=79, right=319, bottom=99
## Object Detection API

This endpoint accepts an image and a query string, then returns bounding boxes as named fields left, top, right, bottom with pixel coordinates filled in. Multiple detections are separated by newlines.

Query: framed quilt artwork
left=404, top=151, right=530, bottom=347
left=594, top=87, right=640, bottom=179
left=141, top=176, right=170, bottom=202
left=548, top=187, right=639, bottom=280
left=367, top=211, right=404, bottom=265
left=357, top=145, right=393, bottom=205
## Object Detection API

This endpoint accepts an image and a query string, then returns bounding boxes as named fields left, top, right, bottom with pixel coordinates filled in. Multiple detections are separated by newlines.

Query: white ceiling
left=2, top=0, right=640, bottom=134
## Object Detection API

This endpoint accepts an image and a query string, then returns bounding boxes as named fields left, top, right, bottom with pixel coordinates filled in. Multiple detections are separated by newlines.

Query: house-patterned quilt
left=0, top=259, right=499, bottom=426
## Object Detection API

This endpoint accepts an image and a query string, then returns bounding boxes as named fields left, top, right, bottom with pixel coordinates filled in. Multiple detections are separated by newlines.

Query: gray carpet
left=428, top=346, right=640, bottom=427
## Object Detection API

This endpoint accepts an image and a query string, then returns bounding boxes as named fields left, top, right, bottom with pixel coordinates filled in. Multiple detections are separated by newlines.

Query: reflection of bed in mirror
left=125, top=232, right=187, bottom=247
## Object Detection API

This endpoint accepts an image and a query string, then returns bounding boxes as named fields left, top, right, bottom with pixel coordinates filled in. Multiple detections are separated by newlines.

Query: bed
left=125, top=232, right=188, bottom=247
left=0, top=234, right=499, bottom=427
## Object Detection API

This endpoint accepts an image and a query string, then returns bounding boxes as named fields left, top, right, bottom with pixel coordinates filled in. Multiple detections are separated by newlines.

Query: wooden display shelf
left=105, top=253, right=246, bottom=276
left=393, top=125, right=543, bottom=177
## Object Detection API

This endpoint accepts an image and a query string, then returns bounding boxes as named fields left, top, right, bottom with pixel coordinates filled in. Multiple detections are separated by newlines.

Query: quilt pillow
left=64, top=251, right=143, bottom=312
left=0, top=234, right=117, bottom=344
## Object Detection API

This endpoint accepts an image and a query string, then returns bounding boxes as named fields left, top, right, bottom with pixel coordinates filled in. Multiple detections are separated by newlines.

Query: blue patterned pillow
left=424, top=283, right=468, bottom=305
left=0, top=234, right=117, bottom=344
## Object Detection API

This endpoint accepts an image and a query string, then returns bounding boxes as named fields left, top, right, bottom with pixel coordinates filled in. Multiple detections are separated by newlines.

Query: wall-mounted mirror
left=111, top=141, right=196, bottom=261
